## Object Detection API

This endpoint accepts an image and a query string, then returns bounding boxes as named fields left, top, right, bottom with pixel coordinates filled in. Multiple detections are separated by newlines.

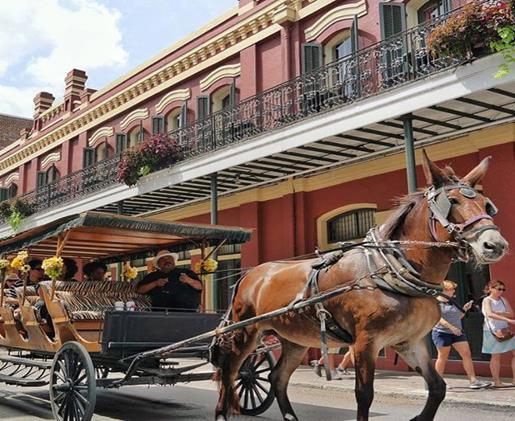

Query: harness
left=295, top=183, right=499, bottom=380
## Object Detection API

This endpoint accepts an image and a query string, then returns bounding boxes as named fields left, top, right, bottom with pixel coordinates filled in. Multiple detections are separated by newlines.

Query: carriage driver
left=136, top=250, right=203, bottom=311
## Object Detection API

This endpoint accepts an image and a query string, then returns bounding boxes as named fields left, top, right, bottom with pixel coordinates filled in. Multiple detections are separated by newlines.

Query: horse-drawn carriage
left=0, top=211, right=277, bottom=421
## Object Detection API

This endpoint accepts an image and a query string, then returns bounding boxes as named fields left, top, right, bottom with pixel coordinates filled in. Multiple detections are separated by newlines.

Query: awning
left=0, top=211, right=252, bottom=262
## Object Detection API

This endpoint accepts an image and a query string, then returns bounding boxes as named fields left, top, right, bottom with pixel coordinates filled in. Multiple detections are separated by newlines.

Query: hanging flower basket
left=195, top=258, right=219, bottom=274
left=122, top=263, right=138, bottom=281
left=117, top=133, right=183, bottom=186
left=42, top=256, right=64, bottom=281
left=11, top=250, right=30, bottom=273
left=427, top=0, right=515, bottom=61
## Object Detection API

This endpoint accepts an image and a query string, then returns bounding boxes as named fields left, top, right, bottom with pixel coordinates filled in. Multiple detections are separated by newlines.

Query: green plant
left=490, top=25, right=515, bottom=78
left=0, top=198, right=34, bottom=231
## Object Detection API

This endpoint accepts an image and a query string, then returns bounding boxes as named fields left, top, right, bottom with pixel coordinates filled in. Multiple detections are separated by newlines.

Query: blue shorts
left=432, top=330, right=467, bottom=348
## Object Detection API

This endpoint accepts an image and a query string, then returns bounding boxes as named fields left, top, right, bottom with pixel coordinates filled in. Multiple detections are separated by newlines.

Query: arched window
left=211, top=84, right=238, bottom=113
left=128, top=125, right=145, bottom=148
left=95, top=141, right=112, bottom=162
left=166, top=107, right=183, bottom=131
left=327, top=208, right=376, bottom=243
left=417, top=0, right=451, bottom=23
left=7, top=183, right=18, bottom=199
left=46, top=165, right=60, bottom=184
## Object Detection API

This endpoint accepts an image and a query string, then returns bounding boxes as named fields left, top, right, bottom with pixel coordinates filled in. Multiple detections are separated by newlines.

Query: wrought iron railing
left=9, top=2, right=495, bottom=217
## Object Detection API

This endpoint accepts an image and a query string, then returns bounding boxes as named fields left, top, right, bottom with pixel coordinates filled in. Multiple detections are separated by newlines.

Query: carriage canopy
left=0, top=211, right=252, bottom=262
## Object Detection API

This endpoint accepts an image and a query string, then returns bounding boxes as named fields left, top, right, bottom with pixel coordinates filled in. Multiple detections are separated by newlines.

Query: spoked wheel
left=237, top=350, right=276, bottom=416
left=49, top=341, right=96, bottom=421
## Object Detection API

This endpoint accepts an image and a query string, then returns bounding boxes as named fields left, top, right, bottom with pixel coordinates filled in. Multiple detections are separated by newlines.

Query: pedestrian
left=312, top=347, right=353, bottom=379
left=432, top=280, right=490, bottom=389
left=481, top=280, right=515, bottom=387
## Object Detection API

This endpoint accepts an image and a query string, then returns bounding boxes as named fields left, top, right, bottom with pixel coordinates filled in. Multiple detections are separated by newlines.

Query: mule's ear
left=421, top=149, right=446, bottom=186
left=461, top=156, right=491, bottom=187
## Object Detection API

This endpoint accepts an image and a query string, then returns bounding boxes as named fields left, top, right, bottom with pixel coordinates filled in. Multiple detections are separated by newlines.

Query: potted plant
left=117, top=133, right=183, bottom=186
left=0, top=198, right=34, bottom=231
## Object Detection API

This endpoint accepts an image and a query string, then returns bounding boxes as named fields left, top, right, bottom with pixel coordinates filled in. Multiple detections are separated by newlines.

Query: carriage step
left=0, top=373, right=48, bottom=387
left=0, top=355, right=52, bottom=370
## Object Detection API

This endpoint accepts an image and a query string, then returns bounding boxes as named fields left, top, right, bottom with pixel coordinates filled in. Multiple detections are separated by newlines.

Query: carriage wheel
left=236, top=350, right=276, bottom=416
left=49, top=341, right=96, bottom=421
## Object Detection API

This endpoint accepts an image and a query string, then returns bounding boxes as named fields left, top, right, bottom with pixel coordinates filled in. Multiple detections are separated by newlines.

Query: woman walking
left=482, top=280, right=515, bottom=387
left=432, top=280, right=490, bottom=389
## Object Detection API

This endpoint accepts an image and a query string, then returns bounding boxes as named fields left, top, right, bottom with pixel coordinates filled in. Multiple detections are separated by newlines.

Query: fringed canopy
left=0, top=211, right=252, bottom=263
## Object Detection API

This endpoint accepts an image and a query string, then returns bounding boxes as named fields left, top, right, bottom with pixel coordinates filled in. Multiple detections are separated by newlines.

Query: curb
left=289, top=380, right=515, bottom=411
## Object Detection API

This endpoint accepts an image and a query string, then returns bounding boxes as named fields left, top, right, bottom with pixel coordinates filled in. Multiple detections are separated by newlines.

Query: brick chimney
left=64, top=69, right=88, bottom=112
left=33, top=91, right=55, bottom=118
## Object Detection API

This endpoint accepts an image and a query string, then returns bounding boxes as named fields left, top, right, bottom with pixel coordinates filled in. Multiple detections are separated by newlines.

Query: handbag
left=486, top=298, right=514, bottom=342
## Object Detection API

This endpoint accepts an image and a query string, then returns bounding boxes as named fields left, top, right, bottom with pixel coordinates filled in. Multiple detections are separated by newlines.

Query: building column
left=206, top=173, right=218, bottom=310
left=281, top=23, right=293, bottom=81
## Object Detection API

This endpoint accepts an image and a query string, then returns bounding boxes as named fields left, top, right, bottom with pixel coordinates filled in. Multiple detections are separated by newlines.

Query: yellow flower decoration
left=11, top=250, right=29, bottom=273
left=195, top=258, right=218, bottom=274
left=122, top=263, right=138, bottom=281
left=42, top=256, right=64, bottom=280
left=0, top=259, right=10, bottom=270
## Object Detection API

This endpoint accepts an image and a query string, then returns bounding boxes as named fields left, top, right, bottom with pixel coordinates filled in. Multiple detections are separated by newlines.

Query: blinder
left=426, top=183, right=499, bottom=252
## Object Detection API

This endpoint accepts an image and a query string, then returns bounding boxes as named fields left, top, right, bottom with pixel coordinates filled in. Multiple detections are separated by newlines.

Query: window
left=95, top=142, right=111, bottom=162
left=379, top=2, right=407, bottom=40
left=166, top=105, right=187, bottom=132
left=7, top=183, right=17, bottom=199
left=152, top=116, right=165, bottom=134
left=327, top=208, right=375, bottom=243
left=128, top=125, right=145, bottom=148
left=46, top=165, right=60, bottom=184
left=197, top=96, right=211, bottom=120
left=115, top=133, right=128, bottom=155
left=417, top=0, right=451, bottom=23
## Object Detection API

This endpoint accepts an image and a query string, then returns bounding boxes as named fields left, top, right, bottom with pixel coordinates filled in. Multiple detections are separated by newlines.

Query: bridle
left=425, top=183, right=499, bottom=260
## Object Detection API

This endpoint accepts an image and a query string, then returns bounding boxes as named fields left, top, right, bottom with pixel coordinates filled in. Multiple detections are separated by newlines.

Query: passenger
left=61, top=258, right=79, bottom=282
left=5, top=258, right=44, bottom=300
left=83, top=261, right=108, bottom=282
left=136, top=250, right=202, bottom=311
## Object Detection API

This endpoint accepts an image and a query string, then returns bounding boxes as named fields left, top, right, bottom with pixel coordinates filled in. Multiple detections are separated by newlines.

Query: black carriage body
left=100, top=310, right=222, bottom=358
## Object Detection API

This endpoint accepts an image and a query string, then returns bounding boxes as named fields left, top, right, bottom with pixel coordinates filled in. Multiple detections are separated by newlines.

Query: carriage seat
left=13, top=285, right=40, bottom=306
left=38, top=281, right=151, bottom=321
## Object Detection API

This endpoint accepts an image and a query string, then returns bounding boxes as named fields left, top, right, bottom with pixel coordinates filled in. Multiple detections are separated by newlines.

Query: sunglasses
left=494, top=287, right=506, bottom=292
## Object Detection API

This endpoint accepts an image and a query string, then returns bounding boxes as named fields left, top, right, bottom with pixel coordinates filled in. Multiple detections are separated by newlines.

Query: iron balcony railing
left=9, top=1, right=496, bottom=216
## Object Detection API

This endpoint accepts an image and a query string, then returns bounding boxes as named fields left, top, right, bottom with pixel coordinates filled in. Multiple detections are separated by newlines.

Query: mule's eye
left=486, top=200, right=498, bottom=216
left=449, top=197, right=459, bottom=205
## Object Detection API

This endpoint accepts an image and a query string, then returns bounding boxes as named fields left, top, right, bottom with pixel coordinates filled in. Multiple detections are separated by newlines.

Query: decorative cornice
left=40, top=152, right=61, bottom=170
left=0, top=0, right=332, bottom=176
left=200, top=64, right=241, bottom=91
left=120, top=109, right=149, bottom=130
left=89, top=126, right=114, bottom=147
left=305, top=0, right=367, bottom=41
left=3, top=172, right=19, bottom=186
left=155, top=88, right=191, bottom=114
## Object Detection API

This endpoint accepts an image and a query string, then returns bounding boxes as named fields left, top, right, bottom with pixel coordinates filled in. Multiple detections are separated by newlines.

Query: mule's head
left=422, top=150, right=508, bottom=264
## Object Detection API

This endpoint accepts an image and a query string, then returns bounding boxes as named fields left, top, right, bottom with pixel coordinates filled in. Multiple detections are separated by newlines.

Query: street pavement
left=0, top=375, right=513, bottom=420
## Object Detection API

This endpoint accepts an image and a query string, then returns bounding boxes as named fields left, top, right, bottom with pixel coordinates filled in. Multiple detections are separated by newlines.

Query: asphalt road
left=0, top=381, right=513, bottom=420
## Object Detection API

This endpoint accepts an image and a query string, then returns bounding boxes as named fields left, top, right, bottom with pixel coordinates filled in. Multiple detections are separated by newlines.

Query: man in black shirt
left=136, top=250, right=202, bottom=311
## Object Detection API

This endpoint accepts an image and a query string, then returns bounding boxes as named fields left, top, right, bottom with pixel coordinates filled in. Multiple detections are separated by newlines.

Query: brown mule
left=214, top=152, right=508, bottom=421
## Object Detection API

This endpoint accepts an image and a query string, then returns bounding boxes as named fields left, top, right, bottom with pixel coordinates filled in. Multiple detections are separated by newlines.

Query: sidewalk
left=290, top=366, right=515, bottom=410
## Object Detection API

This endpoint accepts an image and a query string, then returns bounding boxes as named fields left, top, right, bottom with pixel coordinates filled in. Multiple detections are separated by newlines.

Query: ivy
left=490, top=25, right=515, bottom=78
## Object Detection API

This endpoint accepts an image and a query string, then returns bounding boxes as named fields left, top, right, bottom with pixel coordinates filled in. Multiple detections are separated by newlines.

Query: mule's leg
left=215, top=328, right=259, bottom=421
left=394, top=339, right=446, bottom=421
left=353, top=340, right=377, bottom=421
left=269, top=339, right=308, bottom=421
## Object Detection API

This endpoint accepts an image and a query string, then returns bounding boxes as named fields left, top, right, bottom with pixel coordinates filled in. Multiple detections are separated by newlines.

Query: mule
left=214, top=151, right=508, bottom=421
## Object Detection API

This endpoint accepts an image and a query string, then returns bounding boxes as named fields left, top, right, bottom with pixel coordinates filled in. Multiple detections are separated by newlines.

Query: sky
left=0, top=0, right=237, bottom=118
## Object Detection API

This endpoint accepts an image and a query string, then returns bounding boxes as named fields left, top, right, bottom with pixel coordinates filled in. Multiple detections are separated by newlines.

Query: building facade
left=0, top=0, right=514, bottom=375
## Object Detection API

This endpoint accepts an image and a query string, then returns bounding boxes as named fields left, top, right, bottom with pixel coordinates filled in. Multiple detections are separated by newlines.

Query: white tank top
left=482, top=297, right=509, bottom=331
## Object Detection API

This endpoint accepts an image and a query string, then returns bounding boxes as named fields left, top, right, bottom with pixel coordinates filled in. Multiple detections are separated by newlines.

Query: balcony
left=2, top=0, right=515, bottom=228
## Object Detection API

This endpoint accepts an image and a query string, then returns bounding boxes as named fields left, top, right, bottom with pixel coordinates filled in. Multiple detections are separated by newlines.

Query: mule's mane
left=380, top=192, right=425, bottom=240
left=380, top=167, right=460, bottom=240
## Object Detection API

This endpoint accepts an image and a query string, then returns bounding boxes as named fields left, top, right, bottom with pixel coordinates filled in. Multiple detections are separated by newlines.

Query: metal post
left=402, top=114, right=417, bottom=193
left=210, top=173, right=218, bottom=310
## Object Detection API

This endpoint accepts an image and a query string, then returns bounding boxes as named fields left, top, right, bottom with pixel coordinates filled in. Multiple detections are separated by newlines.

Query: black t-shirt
left=138, top=268, right=201, bottom=311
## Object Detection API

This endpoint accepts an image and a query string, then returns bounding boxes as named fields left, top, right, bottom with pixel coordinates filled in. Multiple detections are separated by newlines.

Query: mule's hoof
left=284, top=414, right=298, bottom=421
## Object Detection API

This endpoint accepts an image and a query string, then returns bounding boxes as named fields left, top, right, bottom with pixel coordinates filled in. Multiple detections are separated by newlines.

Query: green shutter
left=197, top=96, right=210, bottom=120
left=115, top=134, right=127, bottom=154
left=36, top=171, right=47, bottom=188
left=301, top=43, right=323, bottom=74
left=351, top=15, right=359, bottom=54
left=0, top=187, right=7, bottom=202
left=180, top=103, right=188, bottom=128
left=229, top=81, right=237, bottom=107
left=152, top=116, right=165, bottom=134
left=83, top=147, right=95, bottom=168
left=379, top=2, right=406, bottom=40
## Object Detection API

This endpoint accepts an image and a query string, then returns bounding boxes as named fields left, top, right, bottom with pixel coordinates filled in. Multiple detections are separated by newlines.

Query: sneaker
left=469, top=380, right=491, bottom=389
left=336, top=368, right=351, bottom=376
